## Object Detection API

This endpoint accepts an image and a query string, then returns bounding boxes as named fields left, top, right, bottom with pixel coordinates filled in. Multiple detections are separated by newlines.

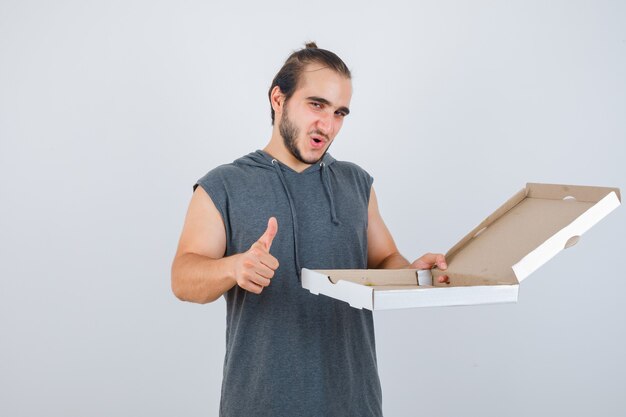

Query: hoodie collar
left=251, top=149, right=336, bottom=174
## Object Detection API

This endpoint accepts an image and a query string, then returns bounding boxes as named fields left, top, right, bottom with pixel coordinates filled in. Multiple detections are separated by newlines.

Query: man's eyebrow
left=307, top=96, right=350, bottom=115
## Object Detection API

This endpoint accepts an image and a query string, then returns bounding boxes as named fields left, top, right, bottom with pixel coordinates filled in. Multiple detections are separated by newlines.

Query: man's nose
left=316, top=111, right=333, bottom=135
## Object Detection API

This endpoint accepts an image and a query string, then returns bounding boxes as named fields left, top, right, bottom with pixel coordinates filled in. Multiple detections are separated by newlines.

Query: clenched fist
left=232, top=217, right=280, bottom=294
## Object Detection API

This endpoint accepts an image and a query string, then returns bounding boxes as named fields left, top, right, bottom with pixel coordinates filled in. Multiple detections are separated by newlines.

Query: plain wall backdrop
left=1, top=1, right=624, bottom=416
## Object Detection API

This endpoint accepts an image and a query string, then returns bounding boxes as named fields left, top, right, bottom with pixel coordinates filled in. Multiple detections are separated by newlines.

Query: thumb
left=258, top=217, right=278, bottom=250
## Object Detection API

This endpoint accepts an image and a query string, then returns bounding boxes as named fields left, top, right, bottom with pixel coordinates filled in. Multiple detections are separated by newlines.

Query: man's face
left=277, top=65, right=352, bottom=165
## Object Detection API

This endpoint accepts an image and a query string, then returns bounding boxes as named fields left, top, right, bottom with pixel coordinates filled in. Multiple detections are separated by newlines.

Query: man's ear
left=270, top=86, right=285, bottom=116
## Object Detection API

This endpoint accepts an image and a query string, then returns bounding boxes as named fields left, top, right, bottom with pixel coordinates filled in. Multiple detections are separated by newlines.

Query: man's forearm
left=171, top=252, right=238, bottom=304
left=375, top=252, right=411, bottom=269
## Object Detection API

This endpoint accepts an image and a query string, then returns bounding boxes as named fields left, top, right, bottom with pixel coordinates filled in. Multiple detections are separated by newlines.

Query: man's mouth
left=310, top=135, right=326, bottom=149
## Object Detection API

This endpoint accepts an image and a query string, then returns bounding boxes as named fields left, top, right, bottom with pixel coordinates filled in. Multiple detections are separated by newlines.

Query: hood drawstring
left=268, top=154, right=340, bottom=281
left=320, top=162, right=340, bottom=225
left=271, top=159, right=302, bottom=280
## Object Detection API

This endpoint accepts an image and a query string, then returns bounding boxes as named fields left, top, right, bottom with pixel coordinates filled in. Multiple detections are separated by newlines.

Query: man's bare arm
left=171, top=186, right=279, bottom=304
left=366, top=187, right=411, bottom=269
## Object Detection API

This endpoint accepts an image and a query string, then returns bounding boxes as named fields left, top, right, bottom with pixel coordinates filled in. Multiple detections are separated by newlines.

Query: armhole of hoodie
left=193, top=173, right=231, bottom=253
left=366, top=174, right=374, bottom=205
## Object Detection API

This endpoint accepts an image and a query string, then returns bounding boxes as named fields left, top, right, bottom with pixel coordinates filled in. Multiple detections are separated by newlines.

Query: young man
left=172, top=42, right=448, bottom=417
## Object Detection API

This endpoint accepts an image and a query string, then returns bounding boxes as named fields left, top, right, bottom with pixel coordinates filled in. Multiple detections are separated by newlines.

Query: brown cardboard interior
left=315, top=268, right=511, bottom=289
left=434, top=183, right=621, bottom=287
left=316, top=269, right=419, bottom=286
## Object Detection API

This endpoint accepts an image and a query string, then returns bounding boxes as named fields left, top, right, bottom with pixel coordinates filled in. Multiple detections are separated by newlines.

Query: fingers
left=429, top=254, right=448, bottom=283
left=425, top=253, right=447, bottom=269
left=435, top=254, right=447, bottom=270
left=250, top=273, right=271, bottom=288
left=239, top=280, right=264, bottom=295
left=259, top=251, right=279, bottom=270
left=236, top=264, right=273, bottom=294
left=254, top=259, right=277, bottom=280
left=249, top=243, right=280, bottom=270
left=411, top=253, right=447, bottom=270
left=258, top=217, right=278, bottom=250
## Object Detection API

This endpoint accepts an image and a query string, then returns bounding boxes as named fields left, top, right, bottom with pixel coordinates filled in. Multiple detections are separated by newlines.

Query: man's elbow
left=171, top=279, right=218, bottom=304
left=170, top=269, right=217, bottom=304
left=170, top=276, right=189, bottom=302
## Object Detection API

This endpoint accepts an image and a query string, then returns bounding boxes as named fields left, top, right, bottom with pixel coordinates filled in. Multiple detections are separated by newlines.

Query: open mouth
left=310, top=137, right=325, bottom=149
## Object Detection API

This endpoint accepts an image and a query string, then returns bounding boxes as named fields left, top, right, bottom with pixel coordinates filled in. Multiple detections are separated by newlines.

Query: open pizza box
left=301, top=183, right=621, bottom=310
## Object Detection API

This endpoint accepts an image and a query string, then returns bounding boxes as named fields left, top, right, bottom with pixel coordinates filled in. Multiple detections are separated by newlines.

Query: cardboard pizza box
left=301, top=183, right=621, bottom=310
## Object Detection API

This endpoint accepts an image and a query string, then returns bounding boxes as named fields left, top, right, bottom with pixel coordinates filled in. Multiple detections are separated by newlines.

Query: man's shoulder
left=195, top=163, right=238, bottom=189
left=195, top=151, right=273, bottom=189
left=200, top=161, right=242, bottom=177
left=328, top=157, right=373, bottom=182
left=332, top=159, right=368, bottom=172
left=199, top=151, right=267, bottom=177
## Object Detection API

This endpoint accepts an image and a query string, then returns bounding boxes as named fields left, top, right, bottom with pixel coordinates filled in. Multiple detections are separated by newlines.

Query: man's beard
left=279, top=105, right=329, bottom=165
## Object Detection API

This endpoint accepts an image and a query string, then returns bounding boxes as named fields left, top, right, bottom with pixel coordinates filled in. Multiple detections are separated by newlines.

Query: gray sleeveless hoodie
left=195, top=150, right=382, bottom=417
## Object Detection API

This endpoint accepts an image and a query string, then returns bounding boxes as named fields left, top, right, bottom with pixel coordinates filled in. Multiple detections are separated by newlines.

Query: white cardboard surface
left=513, top=191, right=621, bottom=282
left=301, top=183, right=621, bottom=310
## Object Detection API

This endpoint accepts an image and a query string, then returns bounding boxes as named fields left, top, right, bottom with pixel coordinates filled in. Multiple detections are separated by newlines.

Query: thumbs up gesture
left=232, top=217, right=280, bottom=294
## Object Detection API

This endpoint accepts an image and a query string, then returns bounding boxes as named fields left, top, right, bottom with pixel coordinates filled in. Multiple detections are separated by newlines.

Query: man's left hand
left=410, top=253, right=450, bottom=284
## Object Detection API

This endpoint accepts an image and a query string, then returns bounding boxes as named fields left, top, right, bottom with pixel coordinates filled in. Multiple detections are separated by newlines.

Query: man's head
left=268, top=42, right=351, bottom=125
left=268, top=42, right=352, bottom=166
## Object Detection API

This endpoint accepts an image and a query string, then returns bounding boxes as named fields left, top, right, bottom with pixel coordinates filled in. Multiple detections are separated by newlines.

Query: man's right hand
left=232, top=217, right=280, bottom=294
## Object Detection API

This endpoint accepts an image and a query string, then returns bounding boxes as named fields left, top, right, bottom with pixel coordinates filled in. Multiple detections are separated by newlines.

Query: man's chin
left=290, top=141, right=331, bottom=166
left=300, top=150, right=327, bottom=165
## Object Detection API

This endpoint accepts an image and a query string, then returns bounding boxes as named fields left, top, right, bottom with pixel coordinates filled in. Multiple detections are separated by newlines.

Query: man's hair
left=268, top=42, right=351, bottom=125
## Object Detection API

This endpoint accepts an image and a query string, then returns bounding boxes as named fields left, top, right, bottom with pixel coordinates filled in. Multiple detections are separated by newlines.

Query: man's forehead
left=295, top=65, right=352, bottom=102
left=298, top=64, right=351, bottom=84
left=303, top=63, right=334, bottom=73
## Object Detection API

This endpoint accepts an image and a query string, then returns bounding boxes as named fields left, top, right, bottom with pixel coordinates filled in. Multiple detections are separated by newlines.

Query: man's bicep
left=367, top=187, right=400, bottom=268
left=175, top=185, right=227, bottom=260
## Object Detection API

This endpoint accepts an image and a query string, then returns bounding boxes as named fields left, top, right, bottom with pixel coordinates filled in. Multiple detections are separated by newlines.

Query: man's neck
left=263, top=137, right=312, bottom=173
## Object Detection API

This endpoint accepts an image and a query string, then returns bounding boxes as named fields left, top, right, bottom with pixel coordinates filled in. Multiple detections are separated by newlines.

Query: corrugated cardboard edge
left=513, top=190, right=621, bottom=282
left=301, top=268, right=374, bottom=310
left=373, top=285, right=519, bottom=310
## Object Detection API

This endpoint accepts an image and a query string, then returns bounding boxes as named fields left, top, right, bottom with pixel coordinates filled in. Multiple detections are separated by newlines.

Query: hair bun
left=305, top=42, right=318, bottom=49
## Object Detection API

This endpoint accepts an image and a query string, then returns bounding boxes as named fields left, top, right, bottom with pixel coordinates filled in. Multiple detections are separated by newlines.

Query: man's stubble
left=279, top=104, right=330, bottom=165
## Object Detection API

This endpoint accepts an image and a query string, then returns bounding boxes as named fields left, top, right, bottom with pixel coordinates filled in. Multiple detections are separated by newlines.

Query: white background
left=1, top=1, right=625, bottom=416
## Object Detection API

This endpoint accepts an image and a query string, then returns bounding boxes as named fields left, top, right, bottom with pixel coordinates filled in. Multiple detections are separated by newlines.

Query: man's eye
left=311, top=102, right=322, bottom=108
left=335, top=111, right=346, bottom=117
